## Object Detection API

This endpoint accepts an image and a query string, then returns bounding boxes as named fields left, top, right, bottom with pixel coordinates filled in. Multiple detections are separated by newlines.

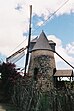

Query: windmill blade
left=7, top=51, right=25, bottom=63
left=55, top=51, right=74, bottom=69
left=50, top=49, right=74, bottom=69
left=24, top=5, right=32, bottom=74
left=6, top=47, right=27, bottom=63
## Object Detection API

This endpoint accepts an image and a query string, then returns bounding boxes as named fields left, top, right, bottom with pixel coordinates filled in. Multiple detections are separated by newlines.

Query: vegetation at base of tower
left=0, top=62, right=74, bottom=111
left=12, top=76, right=74, bottom=111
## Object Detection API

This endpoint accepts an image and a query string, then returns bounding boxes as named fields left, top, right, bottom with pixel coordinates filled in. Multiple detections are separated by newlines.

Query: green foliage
left=37, top=93, right=52, bottom=111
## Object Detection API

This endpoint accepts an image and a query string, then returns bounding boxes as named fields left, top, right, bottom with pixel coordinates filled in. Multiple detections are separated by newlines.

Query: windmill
left=6, top=4, right=74, bottom=76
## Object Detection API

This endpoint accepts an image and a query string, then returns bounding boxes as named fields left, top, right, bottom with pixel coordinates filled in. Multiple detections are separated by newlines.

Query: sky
left=0, top=0, right=74, bottom=70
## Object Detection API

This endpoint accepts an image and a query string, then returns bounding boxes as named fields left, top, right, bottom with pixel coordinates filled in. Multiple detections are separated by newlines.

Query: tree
left=0, top=62, right=20, bottom=101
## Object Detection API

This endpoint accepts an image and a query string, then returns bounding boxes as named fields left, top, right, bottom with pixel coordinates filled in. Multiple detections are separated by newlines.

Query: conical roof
left=32, top=31, right=52, bottom=51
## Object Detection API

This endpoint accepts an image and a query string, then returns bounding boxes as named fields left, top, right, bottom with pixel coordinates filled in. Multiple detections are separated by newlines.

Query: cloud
left=0, top=0, right=29, bottom=56
left=66, top=42, right=74, bottom=55
left=29, top=0, right=74, bottom=15
left=0, top=0, right=74, bottom=60
left=36, top=21, right=44, bottom=26
left=28, top=0, right=74, bottom=25
left=47, top=35, right=74, bottom=69
left=15, top=4, right=23, bottom=11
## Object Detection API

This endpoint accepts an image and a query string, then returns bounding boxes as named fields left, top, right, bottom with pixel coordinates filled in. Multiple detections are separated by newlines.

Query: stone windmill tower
left=28, top=31, right=56, bottom=91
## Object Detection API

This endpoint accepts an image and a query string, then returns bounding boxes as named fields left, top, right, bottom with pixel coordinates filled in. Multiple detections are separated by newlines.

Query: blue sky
left=32, top=13, right=74, bottom=45
left=0, top=0, right=74, bottom=70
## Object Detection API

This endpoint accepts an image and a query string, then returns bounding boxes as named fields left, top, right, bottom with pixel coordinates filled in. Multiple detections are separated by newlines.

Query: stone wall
left=28, top=50, right=56, bottom=91
left=29, top=50, right=55, bottom=75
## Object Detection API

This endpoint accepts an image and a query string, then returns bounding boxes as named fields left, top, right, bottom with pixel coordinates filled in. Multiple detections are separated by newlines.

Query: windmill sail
left=24, top=5, right=32, bottom=74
